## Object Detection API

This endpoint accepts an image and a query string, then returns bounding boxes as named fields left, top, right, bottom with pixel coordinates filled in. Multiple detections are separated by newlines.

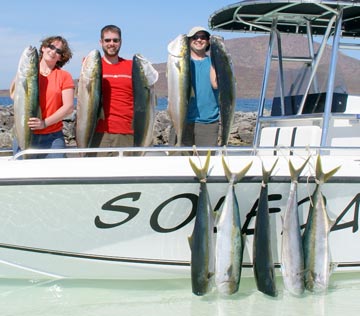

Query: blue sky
left=0, top=0, right=240, bottom=89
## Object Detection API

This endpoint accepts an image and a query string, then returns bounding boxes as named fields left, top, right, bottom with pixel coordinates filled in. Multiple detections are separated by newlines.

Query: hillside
left=153, top=35, right=360, bottom=98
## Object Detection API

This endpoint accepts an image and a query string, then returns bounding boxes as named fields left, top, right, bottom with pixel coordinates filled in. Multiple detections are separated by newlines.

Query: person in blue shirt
left=183, top=26, right=220, bottom=147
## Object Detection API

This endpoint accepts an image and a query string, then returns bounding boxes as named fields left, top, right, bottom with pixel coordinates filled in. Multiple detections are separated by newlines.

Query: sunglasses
left=48, top=44, right=63, bottom=56
left=103, top=38, right=121, bottom=43
left=191, top=34, right=209, bottom=41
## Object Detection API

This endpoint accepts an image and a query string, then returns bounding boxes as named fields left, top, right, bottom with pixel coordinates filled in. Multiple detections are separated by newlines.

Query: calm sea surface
left=0, top=96, right=271, bottom=113
left=0, top=273, right=359, bottom=316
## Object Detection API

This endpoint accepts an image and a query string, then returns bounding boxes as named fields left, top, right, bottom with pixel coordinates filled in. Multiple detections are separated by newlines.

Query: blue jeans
left=13, top=131, right=66, bottom=159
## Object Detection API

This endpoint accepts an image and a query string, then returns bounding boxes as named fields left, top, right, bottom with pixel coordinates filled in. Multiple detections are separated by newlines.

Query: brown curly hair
left=39, top=36, right=73, bottom=68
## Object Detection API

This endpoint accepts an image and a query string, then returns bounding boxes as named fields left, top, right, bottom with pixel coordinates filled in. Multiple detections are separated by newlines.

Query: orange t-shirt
left=95, top=57, right=134, bottom=134
left=35, top=68, right=74, bottom=134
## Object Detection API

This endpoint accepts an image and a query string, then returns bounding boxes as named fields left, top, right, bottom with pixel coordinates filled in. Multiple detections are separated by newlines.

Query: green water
left=0, top=274, right=359, bottom=316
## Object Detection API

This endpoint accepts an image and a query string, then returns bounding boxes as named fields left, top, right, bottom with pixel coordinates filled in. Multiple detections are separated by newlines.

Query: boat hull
left=0, top=153, right=359, bottom=279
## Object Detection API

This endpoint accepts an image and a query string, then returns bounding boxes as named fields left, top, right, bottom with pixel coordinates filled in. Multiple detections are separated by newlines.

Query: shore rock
left=0, top=105, right=257, bottom=149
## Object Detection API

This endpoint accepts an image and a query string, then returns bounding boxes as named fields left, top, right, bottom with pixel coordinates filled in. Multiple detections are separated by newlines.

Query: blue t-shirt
left=187, top=56, right=219, bottom=123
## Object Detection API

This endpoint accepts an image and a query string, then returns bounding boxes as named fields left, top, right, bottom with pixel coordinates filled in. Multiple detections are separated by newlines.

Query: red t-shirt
left=95, top=57, right=134, bottom=134
left=35, top=68, right=74, bottom=134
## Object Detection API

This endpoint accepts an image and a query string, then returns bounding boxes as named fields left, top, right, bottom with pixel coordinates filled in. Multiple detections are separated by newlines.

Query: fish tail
left=315, top=155, right=341, bottom=183
left=261, top=158, right=279, bottom=184
left=289, top=156, right=310, bottom=181
left=222, top=155, right=252, bottom=184
left=189, top=149, right=211, bottom=180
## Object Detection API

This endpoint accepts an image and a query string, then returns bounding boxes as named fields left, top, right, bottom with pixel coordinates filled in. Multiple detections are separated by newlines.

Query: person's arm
left=28, top=88, right=74, bottom=130
left=210, top=65, right=218, bottom=90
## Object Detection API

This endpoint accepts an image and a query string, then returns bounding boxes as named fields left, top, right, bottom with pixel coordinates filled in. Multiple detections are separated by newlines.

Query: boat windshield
left=271, top=60, right=348, bottom=116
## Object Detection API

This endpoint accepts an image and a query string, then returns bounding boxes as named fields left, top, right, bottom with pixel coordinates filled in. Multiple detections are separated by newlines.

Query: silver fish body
left=281, top=158, right=309, bottom=296
left=13, top=46, right=39, bottom=150
left=210, top=35, right=236, bottom=146
left=167, top=34, right=191, bottom=146
left=188, top=151, right=215, bottom=295
left=253, top=160, right=278, bottom=297
left=132, top=54, right=158, bottom=147
left=303, top=156, right=340, bottom=292
left=76, top=49, right=102, bottom=148
left=215, top=158, right=252, bottom=295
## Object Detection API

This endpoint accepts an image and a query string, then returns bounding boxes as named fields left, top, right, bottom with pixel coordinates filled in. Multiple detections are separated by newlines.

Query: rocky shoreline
left=0, top=105, right=257, bottom=149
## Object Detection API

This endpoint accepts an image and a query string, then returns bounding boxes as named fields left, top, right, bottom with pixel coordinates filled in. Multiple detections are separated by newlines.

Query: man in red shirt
left=91, top=25, right=134, bottom=155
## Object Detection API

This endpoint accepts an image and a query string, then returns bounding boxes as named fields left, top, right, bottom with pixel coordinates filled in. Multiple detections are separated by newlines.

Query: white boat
left=1, top=0, right=360, bottom=280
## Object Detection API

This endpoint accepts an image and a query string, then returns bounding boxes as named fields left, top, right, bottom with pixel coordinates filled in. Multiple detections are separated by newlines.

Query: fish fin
left=98, top=106, right=105, bottom=120
left=222, top=155, right=232, bottom=182
left=262, top=158, right=279, bottom=184
left=289, top=156, right=310, bottom=181
left=9, top=80, right=16, bottom=99
left=189, top=149, right=211, bottom=180
left=316, top=155, right=341, bottom=183
left=280, top=215, right=284, bottom=228
left=187, top=235, right=193, bottom=250
left=330, top=262, right=338, bottom=274
left=222, top=156, right=253, bottom=184
left=241, top=233, right=246, bottom=252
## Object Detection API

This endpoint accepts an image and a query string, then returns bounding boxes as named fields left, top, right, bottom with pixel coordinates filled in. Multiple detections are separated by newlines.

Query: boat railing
left=10, top=146, right=259, bottom=160
left=7, top=143, right=360, bottom=161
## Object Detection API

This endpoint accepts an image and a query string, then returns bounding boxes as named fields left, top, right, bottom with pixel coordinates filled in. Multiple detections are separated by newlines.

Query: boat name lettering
left=94, top=192, right=360, bottom=234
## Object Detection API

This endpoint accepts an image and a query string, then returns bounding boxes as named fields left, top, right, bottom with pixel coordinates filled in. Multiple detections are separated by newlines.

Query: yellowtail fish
left=132, top=54, right=158, bottom=148
left=303, top=155, right=340, bottom=292
left=281, top=157, right=310, bottom=296
left=13, top=46, right=39, bottom=150
left=215, top=157, right=252, bottom=295
left=253, top=159, right=278, bottom=297
left=210, top=35, right=236, bottom=146
left=167, top=34, right=191, bottom=146
left=76, top=49, right=102, bottom=148
left=188, top=151, right=215, bottom=295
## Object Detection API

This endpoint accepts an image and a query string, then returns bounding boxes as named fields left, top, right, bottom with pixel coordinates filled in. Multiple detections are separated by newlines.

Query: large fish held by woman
left=253, top=159, right=278, bottom=297
left=210, top=35, right=236, bottom=146
left=132, top=54, right=159, bottom=148
left=13, top=46, right=39, bottom=151
left=167, top=34, right=191, bottom=146
left=76, top=49, right=102, bottom=148
left=215, top=156, right=252, bottom=295
left=303, top=155, right=340, bottom=292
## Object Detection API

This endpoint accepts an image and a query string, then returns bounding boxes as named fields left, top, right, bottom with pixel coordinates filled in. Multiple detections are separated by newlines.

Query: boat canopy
left=209, top=0, right=360, bottom=37
left=209, top=0, right=360, bottom=149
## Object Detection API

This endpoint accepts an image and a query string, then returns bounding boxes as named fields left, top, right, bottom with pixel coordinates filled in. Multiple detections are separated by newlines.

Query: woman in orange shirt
left=11, top=35, right=75, bottom=158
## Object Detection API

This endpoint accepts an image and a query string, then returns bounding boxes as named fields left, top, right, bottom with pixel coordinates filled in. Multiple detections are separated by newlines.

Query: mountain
left=2, top=35, right=359, bottom=99
left=153, top=35, right=360, bottom=98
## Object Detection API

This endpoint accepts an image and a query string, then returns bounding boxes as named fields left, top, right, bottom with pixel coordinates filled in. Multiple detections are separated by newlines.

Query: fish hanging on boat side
left=76, top=49, right=102, bottom=148
left=215, top=156, right=252, bottom=295
left=132, top=54, right=159, bottom=148
left=281, top=157, right=310, bottom=296
left=13, top=46, right=39, bottom=150
left=303, top=155, right=340, bottom=293
left=167, top=34, right=191, bottom=146
left=210, top=35, right=236, bottom=146
left=253, top=159, right=278, bottom=297
left=188, top=150, right=216, bottom=295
